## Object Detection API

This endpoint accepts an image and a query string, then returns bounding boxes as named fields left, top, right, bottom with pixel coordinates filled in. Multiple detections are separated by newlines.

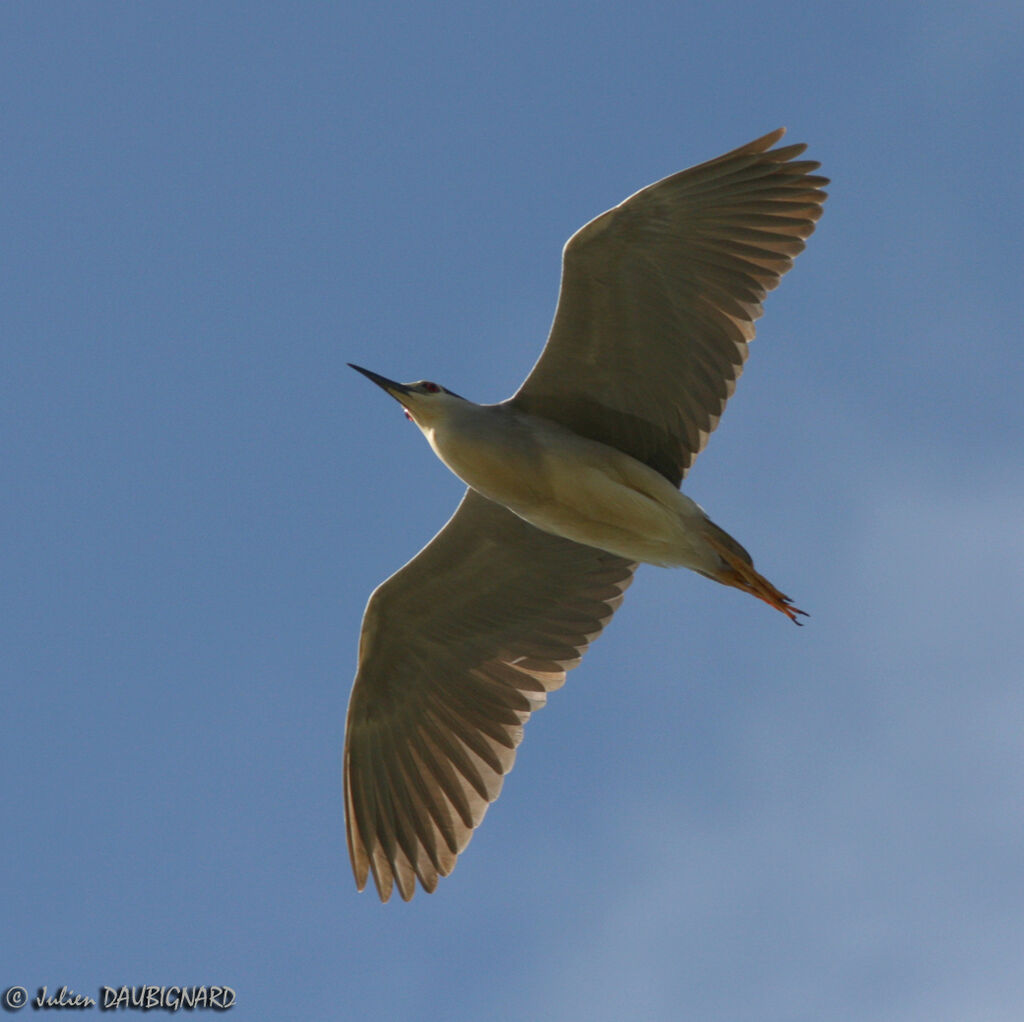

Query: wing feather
left=509, top=128, right=827, bottom=484
left=344, top=489, right=635, bottom=900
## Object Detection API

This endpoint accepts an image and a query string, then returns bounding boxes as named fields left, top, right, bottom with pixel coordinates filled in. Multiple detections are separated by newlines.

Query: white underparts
left=424, top=411, right=721, bottom=574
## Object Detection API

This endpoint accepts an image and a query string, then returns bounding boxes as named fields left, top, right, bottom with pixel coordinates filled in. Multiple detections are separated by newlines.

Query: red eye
left=423, top=382, right=440, bottom=393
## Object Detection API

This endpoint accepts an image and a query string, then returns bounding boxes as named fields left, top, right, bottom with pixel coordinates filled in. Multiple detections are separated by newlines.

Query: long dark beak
left=348, top=363, right=413, bottom=402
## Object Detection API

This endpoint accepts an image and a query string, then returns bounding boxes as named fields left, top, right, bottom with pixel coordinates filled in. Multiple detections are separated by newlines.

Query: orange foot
left=705, top=534, right=808, bottom=626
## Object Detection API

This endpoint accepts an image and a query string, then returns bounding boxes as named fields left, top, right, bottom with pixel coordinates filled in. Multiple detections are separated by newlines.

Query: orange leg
left=705, top=534, right=808, bottom=625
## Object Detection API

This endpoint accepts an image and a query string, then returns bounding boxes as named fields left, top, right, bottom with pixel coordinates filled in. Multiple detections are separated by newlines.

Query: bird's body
left=423, top=397, right=714, bottom=570
left=346, top=129, right=828, bottom=901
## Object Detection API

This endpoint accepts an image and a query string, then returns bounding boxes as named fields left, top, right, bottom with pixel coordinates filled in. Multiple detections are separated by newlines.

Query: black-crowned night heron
left=346, top=128, right=827, bottom=901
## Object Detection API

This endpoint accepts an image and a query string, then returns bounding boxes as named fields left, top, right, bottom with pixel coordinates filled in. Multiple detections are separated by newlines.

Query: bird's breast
left=425, top=418, right=549, bottom=509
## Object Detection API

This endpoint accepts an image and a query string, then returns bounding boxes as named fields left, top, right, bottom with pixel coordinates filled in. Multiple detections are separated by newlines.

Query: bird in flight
left=346, top=128, right=827, bottom=901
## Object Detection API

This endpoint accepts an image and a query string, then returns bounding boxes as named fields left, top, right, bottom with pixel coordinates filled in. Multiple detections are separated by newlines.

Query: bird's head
left=348, top=363, right=465, bottom=429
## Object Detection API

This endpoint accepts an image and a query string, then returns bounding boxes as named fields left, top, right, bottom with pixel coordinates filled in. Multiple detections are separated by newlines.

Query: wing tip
left=754, top=126, right=787, bottom=150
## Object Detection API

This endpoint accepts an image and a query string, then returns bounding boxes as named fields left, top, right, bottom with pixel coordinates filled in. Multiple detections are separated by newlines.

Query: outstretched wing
left=509, top=128, right=828, bottom=486
left=345, top=489, right=635, bottom=901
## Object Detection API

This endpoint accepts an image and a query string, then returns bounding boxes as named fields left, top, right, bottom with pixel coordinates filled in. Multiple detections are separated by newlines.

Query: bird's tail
left=702, top=521, right=807, bottom=625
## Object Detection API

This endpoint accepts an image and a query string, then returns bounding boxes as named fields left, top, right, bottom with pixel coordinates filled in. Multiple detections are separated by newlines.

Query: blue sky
left=3, top=2, right=1023, bottom=1019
